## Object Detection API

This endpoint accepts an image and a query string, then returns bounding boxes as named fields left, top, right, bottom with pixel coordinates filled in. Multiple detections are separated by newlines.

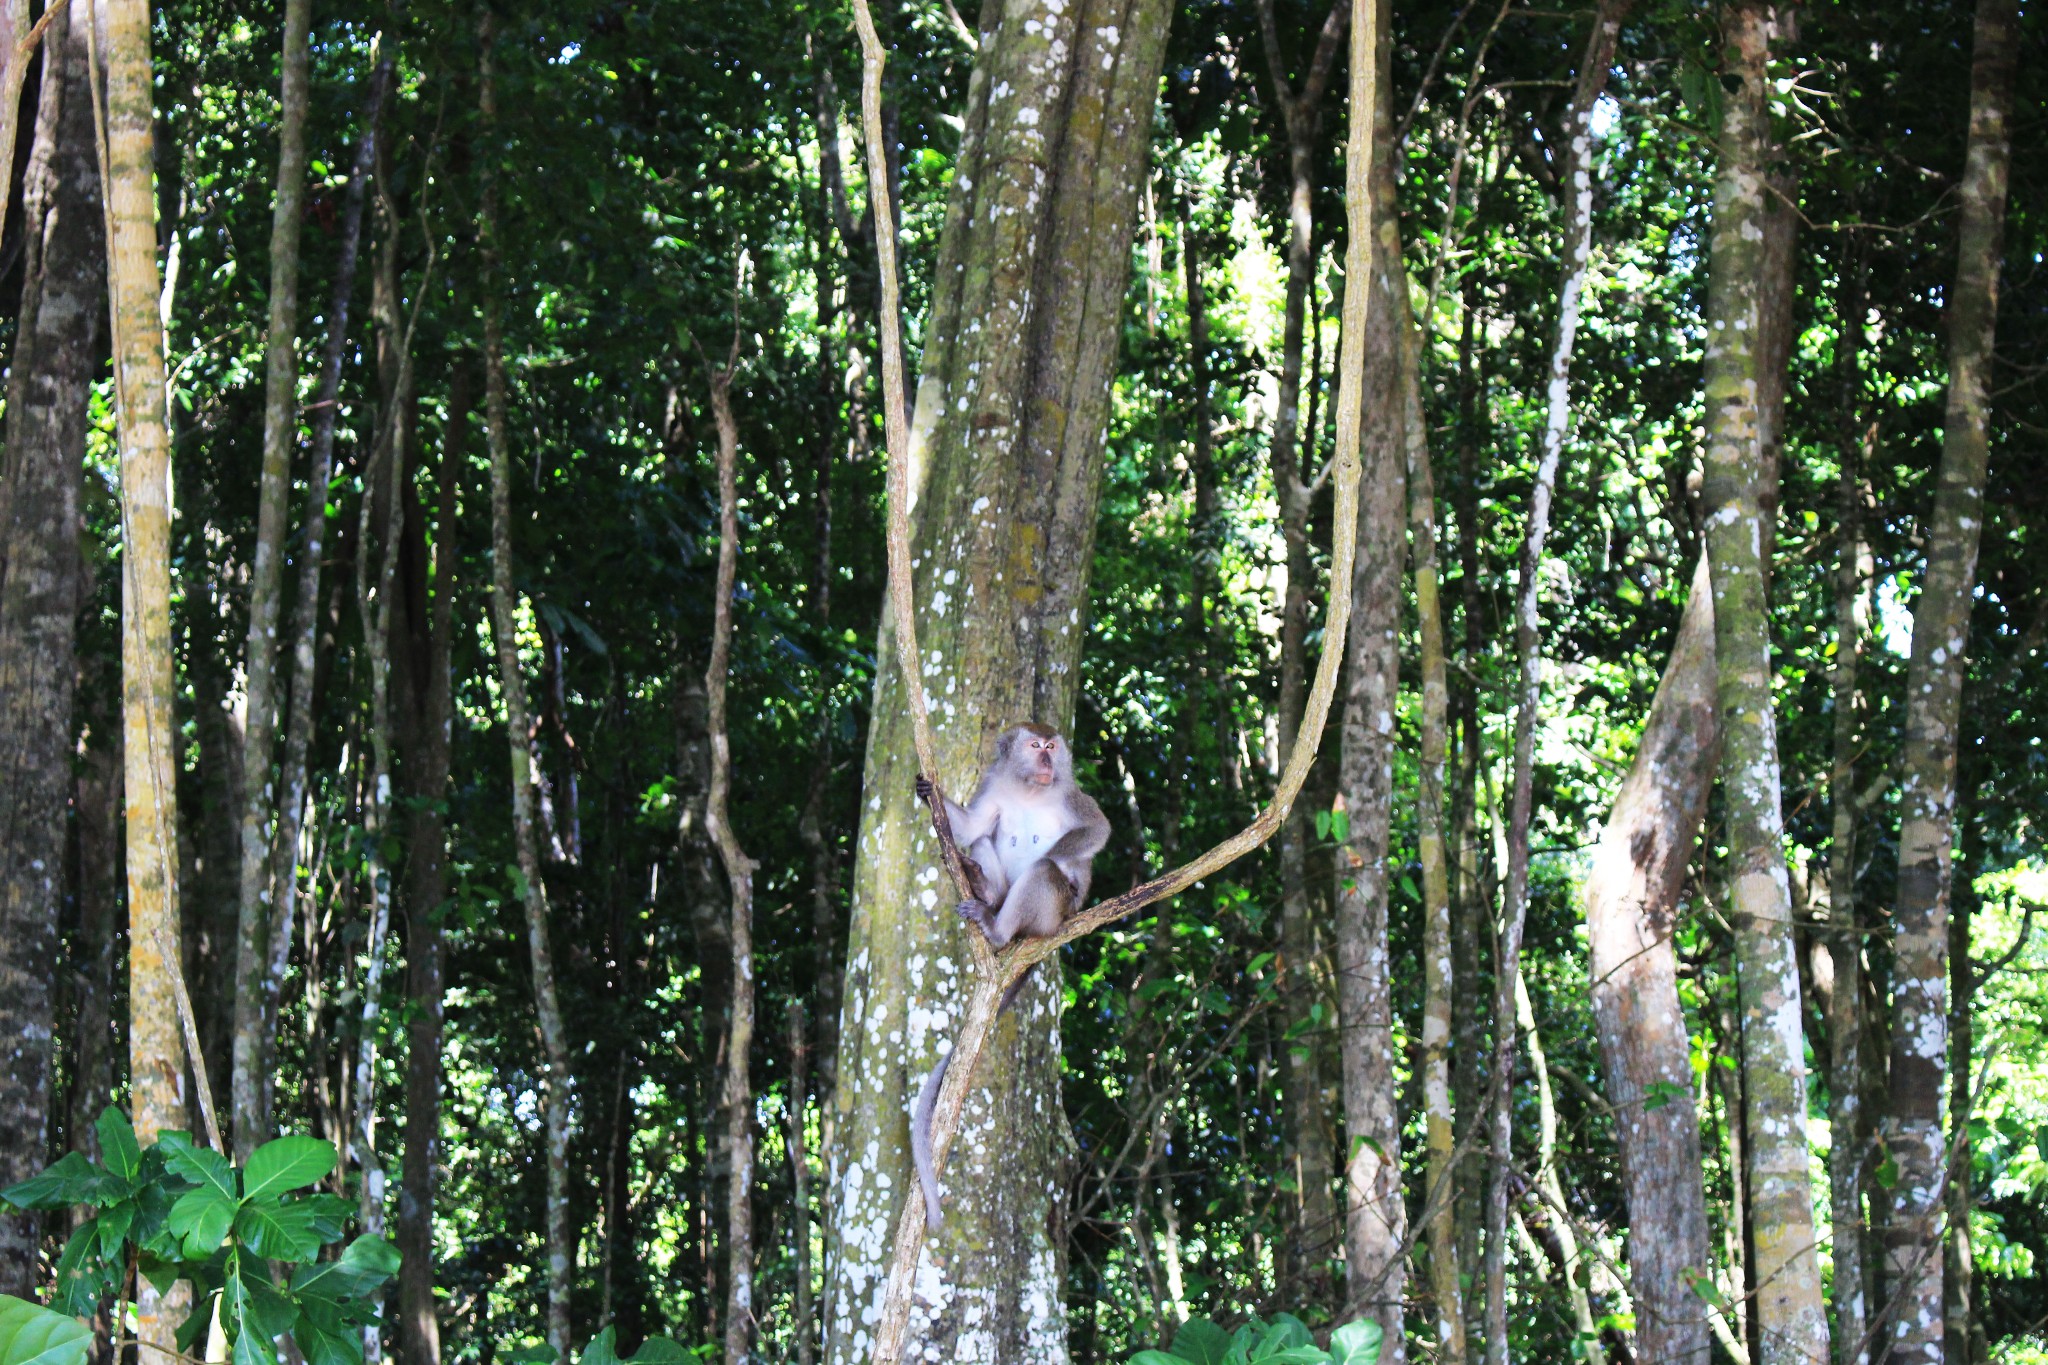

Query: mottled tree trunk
left=1480, top=11, right=1623, bottom=1361
left=787, top=1000, right=818, bottom=1365
left=706, top=357, right=760, bottom=1365
left=1699, top=7, right=1829, bottom=1362
left=1253, top=0, right=1349, bottom=1299
left=104, top=0, right=194, bottom=1353
left=398, top=367, right=466, bottom=1365
left=229, top=0, right=313, bottom=1162
left=1333, top=0, right=1403, bottom=1351
left=481, top=15, right=575, bottom=1352
left=1881, top=0, right=2017, bottom=1358
left=1584, top=557, right=1716, bottom=1365
left=821, top=1, right=1170, bottom=1359
left=1404, top=305, right=1465, bottom=1365
left=0, top=2, right=103, bottom=1299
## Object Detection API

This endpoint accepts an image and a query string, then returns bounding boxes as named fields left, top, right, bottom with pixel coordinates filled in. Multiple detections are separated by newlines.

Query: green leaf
left=1129, top=1354, right=1187, bottom=1365
left=1873, top=1155, right=1900, bottom=1190
left=158, top=1135, right=236, bottom=1201
left=95, top=1203, right=135, bottom=1261
left=234, top=1202, right=324, bottom=1262
left=1329, top=1320, right=1384, bottom=1365
left=232, top=1323, right=278, bottom=1365
left=2, top=1155, right=109, bottom=1212
left=242, top=1139, right=336, bottom=1202
left=96, top=1111, right=142, bottom=1184
left=292, top=1320, right=361, bottom=1365
left=167, top=1188, right=237, bottom=1258
left=51, top=1225, right=110, bottom=1319
left=1167, top=1318, right=1232, bottom=1365
left=290, top=1236, right=399, bottom=1304
left=0, top=1294, right=94, bottom=1365
left=506, top=1348, right=558, bottom=1365
left=578, top=1328, right=619, bottom=1365
left=626, top=1340, right=692, bottom=1365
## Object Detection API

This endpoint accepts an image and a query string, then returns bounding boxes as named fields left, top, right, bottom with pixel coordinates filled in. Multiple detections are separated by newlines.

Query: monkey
left=909, top=722, right=1109, bottom=1230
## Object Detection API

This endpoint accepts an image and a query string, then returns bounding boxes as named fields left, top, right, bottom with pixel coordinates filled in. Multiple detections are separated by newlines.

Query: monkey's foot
left=956, top=899, right=996, bottom=937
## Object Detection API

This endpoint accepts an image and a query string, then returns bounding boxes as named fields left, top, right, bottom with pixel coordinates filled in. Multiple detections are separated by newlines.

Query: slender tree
left=480, top=12, right=574, bottom=1353
left=1252, top=0, right=1350, bottom=1292
left=102, top=0, right=194, bottom=1354
left=255, top=41, right=393, bottom=1133
left=706, top=344, right=760, bottom=1365
left=1699, top=6, right=1830, bottom=1362
left=1480, top=9, right=1625, bottom=1359
left=1332, top=0, right=1402, bottom=1351
left=0, top=0, right=105, bottom=1299
left=229, top=0, right=313, bottom=1161
left=1881, top=1, right=2019, bottom=1359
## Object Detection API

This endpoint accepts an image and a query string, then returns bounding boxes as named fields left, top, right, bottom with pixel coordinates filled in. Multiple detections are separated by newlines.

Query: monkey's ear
left=994, top=728, right=1015, bottom=759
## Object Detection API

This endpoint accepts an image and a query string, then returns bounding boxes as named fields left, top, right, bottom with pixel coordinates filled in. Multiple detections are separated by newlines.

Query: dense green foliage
left=6, top=0, right=2047, bottom=1361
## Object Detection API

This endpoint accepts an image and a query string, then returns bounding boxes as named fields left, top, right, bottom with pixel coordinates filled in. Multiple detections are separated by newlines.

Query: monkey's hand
left=914, top=774, right=935, bottom=807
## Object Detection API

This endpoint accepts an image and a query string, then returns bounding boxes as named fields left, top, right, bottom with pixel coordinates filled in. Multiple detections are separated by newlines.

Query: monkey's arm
left=914, top=772, right=999, bottom=845
left=1045, top=790, right=1110, bottom=901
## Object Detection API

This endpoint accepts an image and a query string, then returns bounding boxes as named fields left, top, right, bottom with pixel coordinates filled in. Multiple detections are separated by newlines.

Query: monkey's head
left=997, top=722, right=1071, bottom=789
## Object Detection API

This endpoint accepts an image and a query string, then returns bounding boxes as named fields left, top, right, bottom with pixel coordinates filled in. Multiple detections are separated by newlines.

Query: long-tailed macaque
left=910, top=723, right=1109, bottom=1229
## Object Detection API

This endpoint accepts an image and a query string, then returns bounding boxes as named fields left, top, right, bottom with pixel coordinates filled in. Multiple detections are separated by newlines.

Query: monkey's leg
left=957, top=839, right=1009, bottom=943
left=990, top=860, right=1074, bottom=946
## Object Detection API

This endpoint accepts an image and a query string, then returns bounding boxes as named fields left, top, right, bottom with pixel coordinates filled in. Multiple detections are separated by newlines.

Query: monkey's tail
left=912, top=1049, right=951, bottom=1231
left=911, top=976, right=1036, bottom=1233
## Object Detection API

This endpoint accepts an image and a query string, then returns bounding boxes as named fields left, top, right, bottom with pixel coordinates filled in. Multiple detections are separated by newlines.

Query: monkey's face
left=1002, top=724, right=1070, bottom=788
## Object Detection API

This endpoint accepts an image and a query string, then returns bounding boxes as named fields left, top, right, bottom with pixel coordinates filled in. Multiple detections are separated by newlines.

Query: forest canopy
left=0, top=1, right=2044, bottom=1364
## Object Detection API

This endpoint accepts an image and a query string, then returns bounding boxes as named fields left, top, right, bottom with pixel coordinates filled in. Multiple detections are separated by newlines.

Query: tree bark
left=1699, top=7, right=1830, bottom=1362
left=821, top=0, right=1170, bottom=1359
left=398, top=365, right=466, bottom=1365
left=706, top=353, right=760, bottom=1365
left=1583, top=557, right=1716, bottom=1365
left=229, top=0, right=313, bottom=1162
left=103, top=0, right=194, bottom=1352
left=0, top=1, right=104, bottom=1300
left=1253, top=0, right=1349, bottom=1299
left=481, top=13, right=575, bottom=1353
left=1880, top=0, right=2017, bottom=1358
left=1480, top=11, right=1624, bottom=1361
left=1333, top=0, right=1402, bottom=1351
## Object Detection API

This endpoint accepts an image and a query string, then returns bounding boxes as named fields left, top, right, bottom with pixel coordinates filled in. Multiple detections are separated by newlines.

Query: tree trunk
left=1880, top=1, right=2016, bottom=1358
left=104, top=0, right=193, bottom=1353
left=0, top=1, right=104, bottom=1300
left=1252, top=0, right=1349, bottom=1300
left=398, top=365, right=467, bottom=1365
left=1480, top=11, right=1623, bottom=1360
left=706, top=356, right=759, bottom=1365
left=481, top=14, right=575, bottom=1353
left=1583, top=557, right=1716, bottom=1365
left=1699, top=7, right=1829, bottom=1362
left=253, top=44, right=391, bottom=1139
left=353, top=217, right=414, bottom=1362
left=821, top=0, right=1170, bottom=1359
left=1826, top=254, right=1875, bottom=1365
left=1333, top=0, right=1403, bottom=1350
left=229, top=0, right=313, bottom=1162
left=787, top=1000, right=818, bottom=1365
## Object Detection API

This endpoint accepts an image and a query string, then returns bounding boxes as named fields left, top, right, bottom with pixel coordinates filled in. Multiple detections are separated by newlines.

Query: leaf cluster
left=1126, top=1313, right=1383, bottom=1365
left=1, top=1112, right=397, bottom=1365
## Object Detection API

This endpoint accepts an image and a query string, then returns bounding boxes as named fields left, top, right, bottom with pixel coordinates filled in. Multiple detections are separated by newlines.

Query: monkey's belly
left=995, top=801, right=1068, bottom=885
